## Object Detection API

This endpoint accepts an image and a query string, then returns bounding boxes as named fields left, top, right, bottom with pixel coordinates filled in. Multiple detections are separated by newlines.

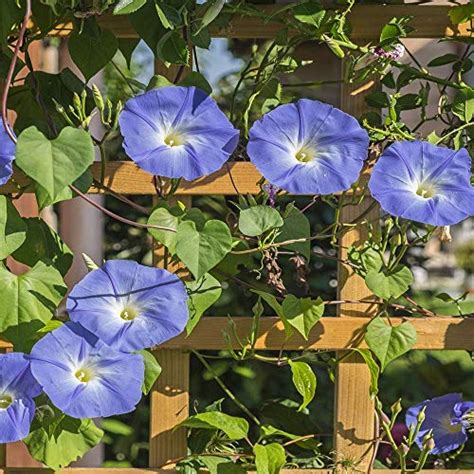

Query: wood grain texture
left=0, top=161, right=372, bottom=196
left=45, top=5, right=470, bottom=39
left=0, top=316, right=472, bottom=351
left=333, top=65, right=380, bottom=471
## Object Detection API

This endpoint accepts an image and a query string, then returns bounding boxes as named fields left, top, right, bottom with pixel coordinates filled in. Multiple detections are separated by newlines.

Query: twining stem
left=193, top=350, right=262, bottom=427
left=1, top=0, right=32, bottom=142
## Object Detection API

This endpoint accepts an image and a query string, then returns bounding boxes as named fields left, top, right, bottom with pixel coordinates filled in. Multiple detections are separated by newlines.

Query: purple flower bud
left=373, top=43, right=405, bottom=61
left=262, top=183, right=279, bottom=207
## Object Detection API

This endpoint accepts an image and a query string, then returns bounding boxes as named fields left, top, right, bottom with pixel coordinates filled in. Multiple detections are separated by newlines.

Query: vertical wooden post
left=334, top=67, right=379, bottom=471
left=149, top=55, right=192, bottom=467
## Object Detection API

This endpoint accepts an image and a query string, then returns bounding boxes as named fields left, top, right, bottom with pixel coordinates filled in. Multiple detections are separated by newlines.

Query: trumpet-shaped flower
left=119, top=86, right=239, bottom=180
left=246, top=99, right=369, bottom=194
left=369, top=141, right=474, bottom=226
left=67, top=260, right=188, bottom=352
left=0, top=118, right=15, bottom=186
left=0, top=353, right=42, bottom=443
left=30, top=323, right=144, bottom=419
left=406, top=393, right=474, bottom=454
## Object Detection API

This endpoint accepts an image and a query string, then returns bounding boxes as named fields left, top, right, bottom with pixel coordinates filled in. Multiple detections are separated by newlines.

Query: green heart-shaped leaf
left=25, top=401, right=103, bottom=470
left=282, top=295, right=324, bottom=340
left=238, top=205, right=283, bottom=237
left=365, top=265, right=413, bottom=300
left=0, top=196, right=26, bottom=260
left=365, top=317, right=417, bottom=371
left=176, top=220, right=232, bottom=279
left=0, top=261, right=67, bottom=349
left=16, top=126, right=95, bottom=203
left=177, top=412, right=249, bottom=440
left=69, top=24, right=118, bottom=80
left=288, top=360, right=317, bottom=412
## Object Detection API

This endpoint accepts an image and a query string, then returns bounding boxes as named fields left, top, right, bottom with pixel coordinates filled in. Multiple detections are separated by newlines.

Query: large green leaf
left=0, top=196, right=26, bottom=260
left=0, top=261, right=67, bottom=348
left=353, top=349, right=379, bottom=396
left=25, top=403, right=103, bottom=470
left=293, top=2, right=326, bottom=28
left=148, top=206, right=181, bottom=254
left=176, top=220, right=232, bottom=280
left=177, top=412, right=249, bottom=440
left=157, top=30, right=189, bottom=66
left=186, top=273, right=222, bottom=335
left=69, top=21, right=118, bottom=80
left=113, top=0, right=147, bottom=14
left=365, top=317, right=417, bottom=371
left=139, top=350, right=162, bottom=395
left=276, top=203, right=311, bottom=259
left=238, top=205, right=284, bottom=237
left=365, top=265, right=413, bottom=300
left=16, top=126, right=95, bottom=203
left=282, top=295, right=324, bottom=340
left=253, top=443, right=286, bottom=474
left=288, top=360, right=316, bottom=412
left=12, top=217, right=73, bottom=276
left=202, top=457, right=246, bottom=474
left=0, top=1, right=23, bottom=45
left=452, top=87, right=474, bottom=123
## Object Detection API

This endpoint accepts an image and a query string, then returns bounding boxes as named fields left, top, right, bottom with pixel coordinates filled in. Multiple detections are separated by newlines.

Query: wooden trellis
left=0, top=4, right=473, bottom=473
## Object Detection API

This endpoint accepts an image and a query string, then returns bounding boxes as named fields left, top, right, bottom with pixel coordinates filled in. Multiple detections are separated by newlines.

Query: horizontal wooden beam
left=47, top=5, right=470, bottom=39
left=0, top=161, right=369, bottom=196
left=159, top=316, right=474, bottom=351
left=0, top=162, right=261, bottom=196
left=1, top=317, right=471, bottom=351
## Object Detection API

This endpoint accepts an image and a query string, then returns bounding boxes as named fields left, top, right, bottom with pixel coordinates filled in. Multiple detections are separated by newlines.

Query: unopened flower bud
left=422, top=434, right=435, bottom=452
left=73, top=92, right=82, bottom=111
left=417, top=407, right=426, bottom=424
left=92, top=84, right=105, bottom=112
left=391, top=399, right=402, bottom=417
left=400, top=443, right=409, bottom=455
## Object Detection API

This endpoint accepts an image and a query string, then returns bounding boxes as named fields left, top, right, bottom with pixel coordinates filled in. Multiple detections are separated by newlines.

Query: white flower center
left=295, top=146, right=315, bottom=163
left=0, top=394, right=13, bottom=409
left=416, top=182, right=436, bottom=199
left=120, top=305, right=139, bottom=321
left=74, top=367, right=95, bottom=383
left=164, top=131, right=185, bottom=147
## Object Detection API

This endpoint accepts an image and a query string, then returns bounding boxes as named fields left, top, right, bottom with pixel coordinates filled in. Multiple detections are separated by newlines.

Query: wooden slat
left=164, top=316, right=474, bottom=351
left=1, top=161, right=373, bottom=196
left=0, top=316, right=473, bottom=351
left=0, top=162, right=261, bottom=196
left=333, top=62, right=380, bottom=471
left=46, top=5, right=470, bottom=39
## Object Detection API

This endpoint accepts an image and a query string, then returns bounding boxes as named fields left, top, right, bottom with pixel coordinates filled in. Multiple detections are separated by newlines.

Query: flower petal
left=0, top=398, right=36, bottom=443
left=30, top=322, right=144, bottom=418
left=369, top=141, right=474, bottom=226
left=0, top=118, right=15, bottom=186
left=67, top=260, right=188, bottom=352
left=119, top=86, right=239, bottom=180
left=247, top=99, right=369, bottom=194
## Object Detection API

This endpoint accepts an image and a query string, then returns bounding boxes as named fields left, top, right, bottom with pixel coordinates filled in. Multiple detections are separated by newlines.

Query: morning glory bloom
left=246, top=99, right=369, bottom=194
left=0, top=118, right=15, bottom=186
left=30, top=322, right=144, bottom=419
left=369, top=141, right=474, bottom=226
left=0, top=353, right=42, bottom=443
left=67, top=260, right=188, bottom=352
left=119, top=86, right=239, bottom=180
left=406, top=393, right=474, bottom=454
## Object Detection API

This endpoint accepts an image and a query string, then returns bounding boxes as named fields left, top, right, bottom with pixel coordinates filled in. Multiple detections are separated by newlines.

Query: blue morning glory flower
left=0, top=353, right=42, bottom=443
left=369, top=141, right=474, bottom=226
left=0, top=118, right=15, bottom=186
left=67, top=260, right=188, bottom=352
left=119, top=86, right=239, bottom=180
left=30, top=322, right=144, bottom=419
left=246, top=99, right=369, bottom=194
left=406, top=393, right=474, bottom=454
